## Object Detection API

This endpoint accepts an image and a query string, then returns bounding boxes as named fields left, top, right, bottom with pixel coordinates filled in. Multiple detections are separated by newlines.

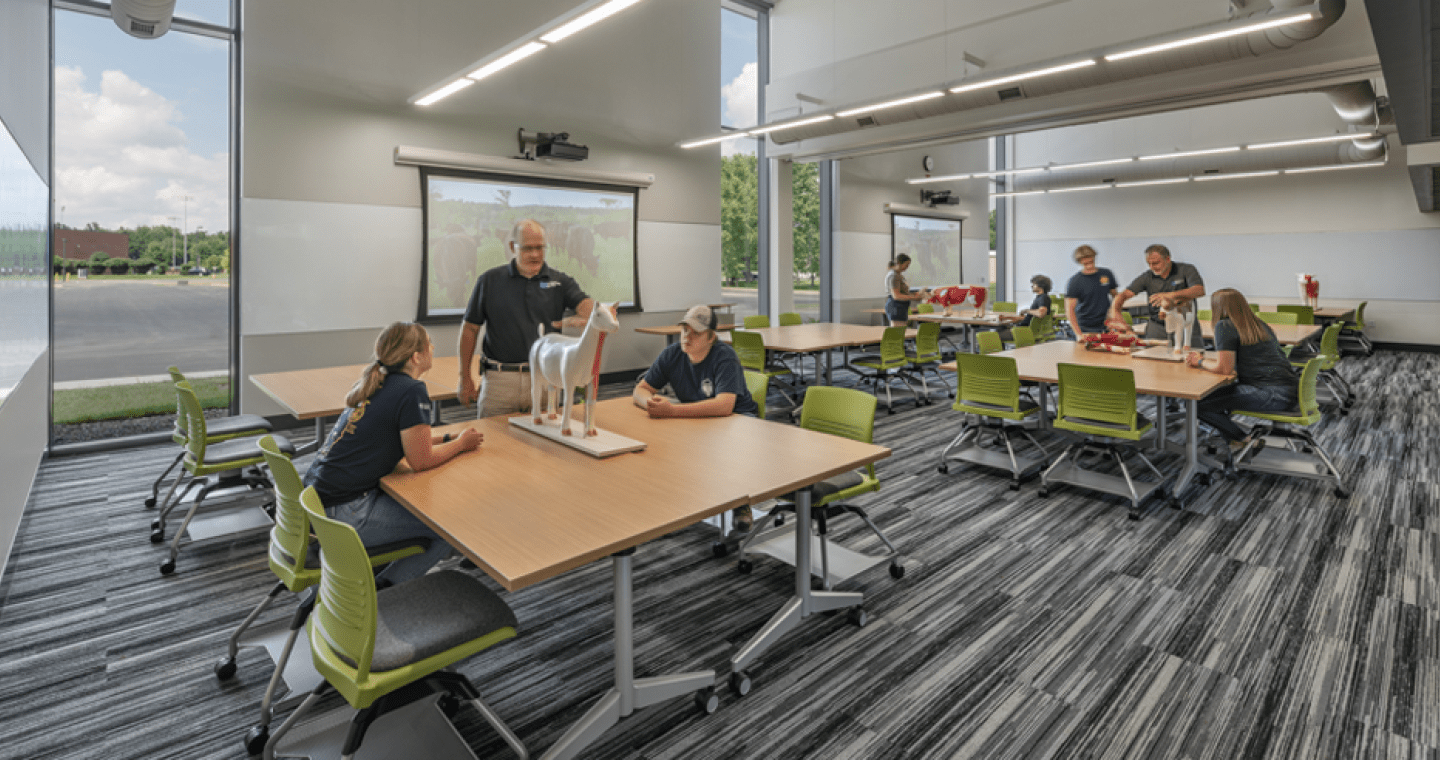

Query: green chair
left=775, top=311, right=810, bottom=379
left=1030, top=314, right=1057, bottom=343
left=1050, top=295, right=1065, bottom=317
left=737, top=386, right=903, bottom=582
left=1197, top=309, right=1212, bottom=321
left=153, top=382, right=291, bottom=575
left=744, top=370, right=769, bottom=420
left=975, top=331, right=1003, bottom=355
left=743, top=314, right=770, bottom=329
left=1249, top=304, right=1261, bottom=313
left=261, top=487, right=527, bottom=760
left=1009, top=326, right=1035, bottom=348
left=1039, top=364, right=1167, bottom=520
left=778, top=311, right=802, bottom=326
left=1337, top=301, right=1373, bottom=356
left=219, top=436, right=429, bottom=756
left=1257, top=311, right=1299, bottom=325
left=905, top=322, right=952, bottom=401
left=915, top=302, right=935, bottom=314
left=732, top=330, right=797, bottom=408
left=994, top=301, right=1018, bottom=313
left=1120, top=311, right=1134, bottom=326
left=851, top=326, right=922, bottom=413
left=1287, top=323, right=1353, bottom=414
left=937, top=354, right=1049, bottom=490
left=146, top=366, right=273, bottom=510
left=1231, top=358, right=1350, bottom=498
left=1276, top=304, right=1315, bottom=325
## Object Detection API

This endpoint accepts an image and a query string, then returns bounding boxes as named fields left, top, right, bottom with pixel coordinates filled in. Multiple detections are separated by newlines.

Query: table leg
left=294, top=418, right=326, bottom=457
left=1155, top=396, right=1167, bottom=452
left=542, top=549, right=715, bottom=760
left=729, top=489, right=863, bottom=678
left=1171, top=400, right=1200, bottom=499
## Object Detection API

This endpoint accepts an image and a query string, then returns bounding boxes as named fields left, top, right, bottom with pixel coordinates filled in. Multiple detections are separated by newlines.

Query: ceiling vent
left=855, top=116, right=879, bottom=127
left=997, top=87, right=1025, bottom=102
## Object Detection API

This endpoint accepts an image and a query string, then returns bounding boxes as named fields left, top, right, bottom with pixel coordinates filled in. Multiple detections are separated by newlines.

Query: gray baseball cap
left=678, top=304, right=718, bottom=333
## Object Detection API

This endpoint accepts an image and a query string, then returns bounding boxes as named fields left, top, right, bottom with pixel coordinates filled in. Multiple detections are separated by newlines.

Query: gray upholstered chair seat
left=206, top=414, right=274, bottom=437
left=361, top=570, right=518, bottom=672
left=204, top=435, right=294, bottom=465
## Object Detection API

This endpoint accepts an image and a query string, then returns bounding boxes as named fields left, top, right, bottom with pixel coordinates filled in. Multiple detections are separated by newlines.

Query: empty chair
left=1030, top=314, right=1057, bottom=343
left=975, top=331, right=1003, bottom=355
left=732, top=330, right=797, bottom=408
left=146, top=366, right=273, bottom=511
left=775, top=311, right=809, bottom=379
left=1197, top=309, right=1212, bottom=321
left=1009, top=325, right=1035, bottom=348
left=1337, top=301, right=1373, bottom=356
left=993, top=301, right=1018, bottom=313
left=937, top=354, right=1048, bottom=490
left=743, top=314, right=770, bottom=329
left=778, top=312, right=802, bottom=326
left=914, top=302, right=935, bottom=314
left=1286, top=323, right=1354, bottom=413
left=262, top=487, right=527, bottom=760
left=905, top=322, right=952, bottom=401
left=851, top=326, right=923, bottom=413
left=1231, top=358, right=1350, bottom=498
left=1275, top=304, right=1315, bottom=325
left=1257, top=311, right=1299, bottom=325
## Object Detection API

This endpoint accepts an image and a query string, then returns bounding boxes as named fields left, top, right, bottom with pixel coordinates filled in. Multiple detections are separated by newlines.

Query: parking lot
left=54, top=279, right=229, bottom=382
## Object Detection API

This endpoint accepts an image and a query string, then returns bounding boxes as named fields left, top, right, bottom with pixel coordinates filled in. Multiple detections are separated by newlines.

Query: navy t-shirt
left=304, top=373, right=432, bottom=504
left=1213, top=319, right=1297, bottom=389
left=642, top=342, right=758, bottom=417
left=1066, top=268, right=1118, bottom=332
left=1020, top=292, right=1050, bottom=327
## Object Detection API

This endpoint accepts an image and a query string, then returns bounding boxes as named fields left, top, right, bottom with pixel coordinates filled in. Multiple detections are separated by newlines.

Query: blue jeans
left=328, top=489, right=453, bottom=585
left=884, top=298, right=910, bottom=323
left=1197, top=383, right=1297, bottom=442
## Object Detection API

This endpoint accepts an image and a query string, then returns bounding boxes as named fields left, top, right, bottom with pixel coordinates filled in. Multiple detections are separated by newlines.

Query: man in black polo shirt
left=458, top=219, right=594, bottom=417
left=1108, top=243, right=1205, bottom=346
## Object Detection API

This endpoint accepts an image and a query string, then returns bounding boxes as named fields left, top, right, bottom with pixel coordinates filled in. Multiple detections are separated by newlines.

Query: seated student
left=303, top=321, right=480, bottom=584
left=634, top=304, right=758, bottom=529
left=1185, top=288, right=1298, bottom=451
left=996, top=274, right=1053, bottom=342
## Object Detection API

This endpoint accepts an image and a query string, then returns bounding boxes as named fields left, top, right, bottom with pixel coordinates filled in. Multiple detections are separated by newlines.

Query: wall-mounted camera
left=921, top=189, right=959, bottom=206
left=518, top=129, right=590, bottom=161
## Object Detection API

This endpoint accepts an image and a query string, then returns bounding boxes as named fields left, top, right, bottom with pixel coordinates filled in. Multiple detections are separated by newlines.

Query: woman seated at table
left=884, top=254, right=931, bottom=327
left=303, top=321, right=481, bottom=584
left=1184, top=289, right=1298, bottom=452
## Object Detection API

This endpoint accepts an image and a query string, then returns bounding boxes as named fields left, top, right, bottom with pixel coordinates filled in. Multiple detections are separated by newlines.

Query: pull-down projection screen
left=421, top=169, right=639, bottom=320
left=891, top=213, right=963, bottom=286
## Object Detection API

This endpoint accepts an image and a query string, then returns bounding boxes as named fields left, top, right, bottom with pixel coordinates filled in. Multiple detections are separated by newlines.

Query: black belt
left=483, top=359, right=529, bottom=373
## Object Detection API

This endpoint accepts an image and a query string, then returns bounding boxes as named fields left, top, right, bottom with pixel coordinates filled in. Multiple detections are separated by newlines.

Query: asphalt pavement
left=54, top=279, right=229, bottom=382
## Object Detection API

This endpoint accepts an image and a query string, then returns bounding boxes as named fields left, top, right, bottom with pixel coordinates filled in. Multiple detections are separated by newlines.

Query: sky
left=721, top=8, right=759, bottom=158
left=53, top=5, right=231, bottom=234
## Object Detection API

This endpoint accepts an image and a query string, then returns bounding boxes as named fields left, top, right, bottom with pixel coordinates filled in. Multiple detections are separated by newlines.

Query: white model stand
left=509, top=415, right=645, bottom=458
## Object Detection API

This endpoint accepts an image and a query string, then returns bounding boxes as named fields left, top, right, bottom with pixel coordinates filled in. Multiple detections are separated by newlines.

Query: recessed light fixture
left=1105, top=12, right=1315, bottom=62
left=906, top=173, right=972, bottom=184
left=1284, top=160, right=1386, bottom=174
left=1247, top=133, right=1379, bottom=150
left=992, top=189, right=1047, bottom=198
left=1138, top=146, right=1242, bottom=161
left=1192, top=170, right=1280, bottom=182
left=415, top=79, right=475, bottom=107
left=540, top=0, right=644, bottom=44
left=747, top=114, right=836, bottom=135
left=1046, top=184, right=1113, bottom=194
left=1048, top=157, right=1137, bottom=172
left=1113, top=177, right=1192, bottom=188
left=470, top=42, right=548, bottom=81
left=679, top=131, right=751, bottom=149
left=949, top=59, right=1097, bottom=94
left=836, top=91, right=946, bottom=119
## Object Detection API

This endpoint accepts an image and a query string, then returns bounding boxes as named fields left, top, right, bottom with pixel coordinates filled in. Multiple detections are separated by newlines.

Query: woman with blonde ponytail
left=303, top=322, right=482, bottom=584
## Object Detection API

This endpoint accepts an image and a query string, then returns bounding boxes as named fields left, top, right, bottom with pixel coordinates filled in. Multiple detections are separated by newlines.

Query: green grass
left=60, top=273, right=230, bottom=281
left=54, top=377, right=231, bottom=424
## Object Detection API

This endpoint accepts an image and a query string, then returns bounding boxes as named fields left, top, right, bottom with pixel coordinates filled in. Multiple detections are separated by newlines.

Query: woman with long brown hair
left=303, top=321, right=481, bottom=584
left=1185, top=289, right=1298, bottom=450
left=885, top=254, right=930, bottom=327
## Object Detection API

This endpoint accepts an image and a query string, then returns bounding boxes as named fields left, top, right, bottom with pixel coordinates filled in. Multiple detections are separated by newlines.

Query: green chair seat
left=1042, top=364, right=1166, bottom=518
left=938, top=354, right=1049, bottom=489
left=1231, top=358, right=1348, bottom=497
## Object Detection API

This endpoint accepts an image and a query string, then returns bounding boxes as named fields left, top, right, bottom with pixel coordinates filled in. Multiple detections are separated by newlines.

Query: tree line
left=53, top=223, right=230, bottom=274
left=721, top=155, right=820, bottom=286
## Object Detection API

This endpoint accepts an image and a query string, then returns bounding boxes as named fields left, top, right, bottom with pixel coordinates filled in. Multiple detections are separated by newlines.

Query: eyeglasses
left=516, top=243, right=549, bottom=254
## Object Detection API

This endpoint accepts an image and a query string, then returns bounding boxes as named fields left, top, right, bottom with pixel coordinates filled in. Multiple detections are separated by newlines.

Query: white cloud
left=54, top=66, right=229, bottom=233
left=721, top=62, right=759, bottom=158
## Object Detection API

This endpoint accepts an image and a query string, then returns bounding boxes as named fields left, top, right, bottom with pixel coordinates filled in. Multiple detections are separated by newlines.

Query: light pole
left=181, top=195, right=193, bottom=268
left=167, top=216, right=178, bottom=270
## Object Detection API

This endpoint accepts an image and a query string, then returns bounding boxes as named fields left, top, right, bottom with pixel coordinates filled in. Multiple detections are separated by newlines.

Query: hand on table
left=645, top=395, right=675, bottom=418
left=1185, top=352, right=1204, bottom=369
left=453, top=426, right=483, bottom=451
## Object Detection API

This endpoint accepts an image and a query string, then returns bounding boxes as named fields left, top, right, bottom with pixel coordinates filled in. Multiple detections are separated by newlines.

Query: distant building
left=54, top=229, right=130, bottom=262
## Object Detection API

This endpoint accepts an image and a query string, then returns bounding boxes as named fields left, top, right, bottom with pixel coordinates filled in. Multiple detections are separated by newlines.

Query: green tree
left=88, top=251, right=109, bottom=266
left=720, top=153, right=759, bottom=286
left=989, top=209, right=996, bottom=250
left=105, top=257, right=130, bottom=274
left=792, top=162, right=820, bottom=286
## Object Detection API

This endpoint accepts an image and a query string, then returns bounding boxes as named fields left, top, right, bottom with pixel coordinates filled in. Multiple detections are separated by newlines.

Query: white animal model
left=529, top=303, right=620, bottom=437
left=1163, top=304, right=1195, bottom=354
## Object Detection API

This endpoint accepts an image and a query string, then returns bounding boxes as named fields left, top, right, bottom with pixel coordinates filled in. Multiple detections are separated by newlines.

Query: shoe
left=731, top=506, right=753, bottom=535
left=1229, top=436, right=1265, bottom=461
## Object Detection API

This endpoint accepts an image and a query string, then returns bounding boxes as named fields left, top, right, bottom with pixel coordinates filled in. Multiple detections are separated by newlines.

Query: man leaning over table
left=1108, top=243, right=1205, bottom=346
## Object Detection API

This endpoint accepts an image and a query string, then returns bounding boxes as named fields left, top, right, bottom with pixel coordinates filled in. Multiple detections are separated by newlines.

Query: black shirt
left=463, top=260, right=589, bottom=364
left=1065, top=268, right=1118, bottom=332
left=1126, top=261, right=1205, bottom=343
left=303, top=374, right=432, bottom=504
left=1020, top=292, right=1049, bottom=327
left=1213, top=319, right=1297, bottom=389
left=642, top=342, right=758, bottom=417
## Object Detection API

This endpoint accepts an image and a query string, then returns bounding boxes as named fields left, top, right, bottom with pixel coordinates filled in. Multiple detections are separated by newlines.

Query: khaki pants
left=477, top=369, right=552, bottom=418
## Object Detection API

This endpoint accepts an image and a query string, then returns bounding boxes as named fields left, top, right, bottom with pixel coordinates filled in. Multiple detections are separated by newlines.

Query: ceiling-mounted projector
left=111, top=0, right=176, bottom=39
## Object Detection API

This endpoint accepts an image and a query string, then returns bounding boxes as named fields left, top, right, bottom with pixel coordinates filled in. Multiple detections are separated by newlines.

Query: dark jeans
left=1197, top=383, right=1297, bottom=442
left=884, top=298, right=910, bottom=323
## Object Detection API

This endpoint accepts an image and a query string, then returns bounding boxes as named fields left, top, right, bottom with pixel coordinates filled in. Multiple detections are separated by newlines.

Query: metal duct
left=770, top=1, right=1344, bottom=145
left=1320, top=80, right=1391, bottom=159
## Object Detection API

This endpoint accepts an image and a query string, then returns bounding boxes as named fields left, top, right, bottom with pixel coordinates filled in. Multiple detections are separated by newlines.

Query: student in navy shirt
left=304, top=322, right=481, bottom=584
left=1064, top=245, right=1118, bottom=336
left=1186, top=289, right=1299, bottom=451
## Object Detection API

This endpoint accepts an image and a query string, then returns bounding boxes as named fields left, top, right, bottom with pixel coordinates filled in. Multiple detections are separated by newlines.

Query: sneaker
left=1229, top=436, right=1266, bottom=460
left=731, top=506, right=753, bottom=534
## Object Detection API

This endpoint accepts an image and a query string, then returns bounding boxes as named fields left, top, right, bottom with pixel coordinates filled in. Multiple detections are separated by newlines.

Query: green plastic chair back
left=1031, top=315, right=1056, bottom=342
left=1010, top=326, right=1035, bottom=348
left=1237, top=358, right=1322, bottom=427
left=908, top=322, right=941, bottom=364
left=778, top=312, right=802, bottom=326
left=177, top=381, right=214, bottom=472
left=952, top=354, right=1035, bottom=421
left=1258, top=311, right=1299, bottom=325
left=743, top=314, right=770, bottom=329
left=169, top=367, right=189, bottom=445
left=1053, top=363, right=1150, bottom=441
left=797, top=387, right=880, bottom=499
left=1276, top=304, right=1314, bottom=325
left=915, top=302, right=935, bottom=314
left=1352, top=301, right=1367, bottom=329
left=743, top=370, right=769, bottom=420
left=732, top=330, right=790, bottom=378
left=1197, top=309, right=1212, bottom=321
left=1050, top=295, right=1064, bottom=315
left=976, top=331, right=1003, bottom=355
left=987, top=284, right=997, bottom=303
left=994, top=301, right=1018, bottom=313
left=1120, top=311, right=1133, bottom=325
left=853, top=327, right=910, bottom=370
left=259, top=436, right=317, bottom=592
left=1249, top=304, right=1261, bottom=313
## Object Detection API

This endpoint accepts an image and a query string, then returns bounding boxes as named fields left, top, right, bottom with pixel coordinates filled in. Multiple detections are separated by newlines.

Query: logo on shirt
left=1100, top=276, right=1110, bottom=285
left=539, top=281, right=559, bottom=289
left=701, top=379, right=714, bottom=397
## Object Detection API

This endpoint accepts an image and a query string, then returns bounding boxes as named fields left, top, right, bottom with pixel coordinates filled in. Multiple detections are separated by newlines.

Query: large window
left=0, top=122, right=48, bottom=405
left=720, top=4, right=760, bottom=321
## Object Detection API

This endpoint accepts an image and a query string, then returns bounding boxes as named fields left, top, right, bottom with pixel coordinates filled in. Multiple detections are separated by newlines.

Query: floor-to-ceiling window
left=720, top=2, right=761, bottom=322
left=51, top=1, right=235, bottom=444
left=791, top=160, right=820, bottom=322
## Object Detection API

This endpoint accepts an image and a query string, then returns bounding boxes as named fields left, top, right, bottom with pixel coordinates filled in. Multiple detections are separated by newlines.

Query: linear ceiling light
left=836, top=91, right=946, bottom=118
left=1113, top=177, right=1191, bottom=188
left=1046, top=184, right=1113, bottom=193
left=1193, top=170, right=1280, bottom=182
left=540, top=0, right=644, bottom=43
left=1104, top=12, right=1315, bottom=62
left=1049, top=157, right=1136, bottom=172
left=907, top=173, right=971, bottom=184
left=470, top=42, right=548, bottom=81
left=970, top=167, right=1048, bottom=179
left=679, top=131, right=750, bottom=149
left=993, top=189, right=1047, bottom=198
left=1138, top=146, right=1241, bottom=161
left=1284, top=160, right=1386, bottom=174
left=415, top=79, right=475, bottom=107
left=949, top=59, right=1097, bottom=94
left=748, top=114, right=836, bottom=135
left=1248, top=132, right=1379, bottom=150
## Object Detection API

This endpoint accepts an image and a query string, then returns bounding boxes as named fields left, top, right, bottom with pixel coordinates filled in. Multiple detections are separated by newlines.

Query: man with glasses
left=458, top=219, right=595, bottom=417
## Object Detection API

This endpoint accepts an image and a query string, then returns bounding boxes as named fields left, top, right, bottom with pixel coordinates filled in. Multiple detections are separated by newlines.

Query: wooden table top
left=251, top=362, right=457, bottom=420
left=722, top=322, right=917, bottom=353
left=1200, top=322, right=1321, bottom=345
left=910, top=311, right=1021, bottom=326
left=634, top=324, right=737, bottom=337
left=1312, top=306, right=1354, bottom=319
left=940, top=341, right=1233, bottom=401
left=380, top=398, right=891, bottom=591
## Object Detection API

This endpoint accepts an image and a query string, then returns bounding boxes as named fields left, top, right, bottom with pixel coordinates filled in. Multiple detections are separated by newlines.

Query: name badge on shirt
left=702, top=379, right=714, bottom=397
left=539, top=281, right=559, bottom=289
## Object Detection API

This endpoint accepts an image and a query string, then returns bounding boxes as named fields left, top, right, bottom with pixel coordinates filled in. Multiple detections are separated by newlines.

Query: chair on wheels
left=262, top=487, right=527, bottom=760
left=732, top=330, right=797, bottom=408
left=1030, top=315, right=1058, bottom=343
left=1287, top=323, right=1353, bottom=413
left=743, top=314, right=770, bottom=329
left=736, top=386, right=903, bottom=583
left=218, top=436, right=430, bottom=756
left=905, top=322, right=952, bottom=401
left=937, top=354, right=1048, bottom=490
left=993, top=301, right=1018, bottom=314
left=975, top=331, right=1003, bottom=355
left=1276, top=304, right=1315, bottom=325
left=1337, top=301, right=1373, bottom=356
left=776, top=311, right=810, bottom=381
left=146, top=366, right=273, bottom=511
left=1008, top=325, right=1035, bottom=348
left=1257, top=311, right=1299, bottom=326
left=744, top=369, right=769, bottom=420
left=1231, top=358, right=1350, bottom=498
left=153, top=382, right=291, bottom=575
left=1039, top=364, right=1168, bottom=520
left=851, top=326, right=923, bottom=413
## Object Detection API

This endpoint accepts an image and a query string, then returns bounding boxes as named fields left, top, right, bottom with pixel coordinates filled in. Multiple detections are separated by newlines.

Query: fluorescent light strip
left=1284, top=160, right=1386, bottom=174
left=1113, top=177, right=1191, bottom=188
left=469, top=42, right=547, bottom=81
left=971, top=167, right=1049, bottom=178
left=1248, top=133, right=1379, bottom=150
left=747, top=114, right=835, bottom=135
left=679, top=132, right=750, bottom=149
left=906, top=174, right=972, bottom=184
left=993, top=189, right=1047, bottom=198
left=836, top=91, right=945, bottom=118
left=540, top=0, right=643, bottom=43
left=1193, top=170, right=1280, bottom=182
left=1105, top=12, right=1314, bottom=62
left=415, top=78, right=475, bottom=107
left=949, top=59, right=1096, bottom=94
left=1047, top=184, right=1113, bottom=193
left=1049, top=157, right=1136, bottom=172
left=1138, top=146, right=1241, bottom=161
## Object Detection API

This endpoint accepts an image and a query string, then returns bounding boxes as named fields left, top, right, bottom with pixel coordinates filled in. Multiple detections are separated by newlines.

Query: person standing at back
left=1108, top=243, right=1205, bottom=346
left=1064, top=245, right=1117, bottom=337
left=884, top=254, right=930, bottom=327
left=457, top=219, right=595, bottom=417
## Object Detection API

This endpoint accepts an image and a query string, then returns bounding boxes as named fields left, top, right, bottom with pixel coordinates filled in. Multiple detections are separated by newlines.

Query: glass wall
left=0, top=120, right=49, bottom=405
left=720, top=5, right=760, bottom=322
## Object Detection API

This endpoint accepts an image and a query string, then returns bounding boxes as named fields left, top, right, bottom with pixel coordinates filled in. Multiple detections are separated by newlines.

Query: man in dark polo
left=1108, top=243, right=1205, bottom=346
left=457, top=219, right=594, bottom=417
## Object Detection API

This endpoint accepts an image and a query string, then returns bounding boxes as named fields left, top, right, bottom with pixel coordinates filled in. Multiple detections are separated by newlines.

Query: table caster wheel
left=150, top=530, right=166, bottom=544
left=711, top=542, right=728, bottom=559
left=889, top=563, right=905, bottom=579
left=1334, top=485, right=1351, bottom=498
left=159, top=560, right=176, bottom=575
left=1009, top=480, right=1020, bottom=491
left=729, top=670, right=752, bottom=697
left=144, top=497, right=157, bottom=509
left=736, top=559, right=753, bottom=575
left=1037, top=487, right=1049, bottom=498
left=243, top=725, right=270, bottom=757
left=694, top=687, right=719, bottom=715
left=848, top=608, right=868, bottom=628
left=214, top=657, right=237, bottom=681
left=937, top=464, right=949, bottom=475
left=436, top=693, right=461, bottom=717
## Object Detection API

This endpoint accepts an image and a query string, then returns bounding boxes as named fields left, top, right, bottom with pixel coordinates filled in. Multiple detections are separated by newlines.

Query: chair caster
left=889, top=563, right=905, bottom=579
left=729, top=670, right=752, bottom=697
left=436, top=693, right=461, bottom=717
left=1009, top=480, right=1020, bottom=492
left=1037, top=486, right=1049, bottom=498
left=144, top=497, right=157, bottom=509
left=886, top=408, right=895, bottom=415
left=214, top=657, right=237, bottom=680
left=150, top=530, right=166, bottom=544
left=711, top=542, right=728, bottom=559
left=150, top=519, right=161, bottom=530
left=694, top=687, right=720, bottom=715
left=159, top=560, right=176, bottom=575
left=243, top=724, right=270, bottom=756
left=1169, top=496, right=1184, bottom=510
left=937, top=464, right=949, bottom=475
left=773, top=514, right=784, bottom=527
left=1334, top=485, right=1351, bottom=498
left=736, top=559, right=753, bottom=575
left=1128, top=509, right=1141, bottom=521
left=848, top=608, right=868, bottom=628
left=1195, top=472, right=1212, bottom=487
